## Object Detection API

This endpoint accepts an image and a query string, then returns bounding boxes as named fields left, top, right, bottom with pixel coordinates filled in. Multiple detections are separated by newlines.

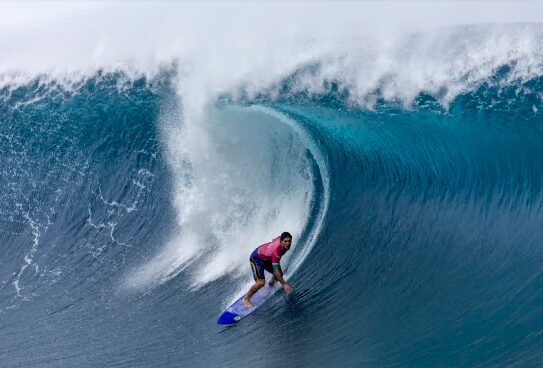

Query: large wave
left=2, top=5, right=543, bottom=366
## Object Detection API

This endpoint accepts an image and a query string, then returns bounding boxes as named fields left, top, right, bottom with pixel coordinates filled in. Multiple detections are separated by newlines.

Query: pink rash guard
left=257, top=236, right=284, bottom=268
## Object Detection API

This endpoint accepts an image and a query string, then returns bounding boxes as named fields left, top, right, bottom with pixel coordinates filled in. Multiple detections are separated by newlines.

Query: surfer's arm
left=272, top=265, right=286, bottom=285
left=273, top=264, right=293, bottom=294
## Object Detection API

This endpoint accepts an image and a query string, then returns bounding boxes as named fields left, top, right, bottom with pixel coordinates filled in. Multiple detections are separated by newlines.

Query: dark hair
left=280, top=232, right=292, bottom=241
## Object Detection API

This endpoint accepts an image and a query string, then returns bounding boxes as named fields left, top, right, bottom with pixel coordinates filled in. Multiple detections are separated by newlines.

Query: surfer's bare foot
left=268, top=278, right=276, bottom=287
left=242, top=298, right=253, bottom=309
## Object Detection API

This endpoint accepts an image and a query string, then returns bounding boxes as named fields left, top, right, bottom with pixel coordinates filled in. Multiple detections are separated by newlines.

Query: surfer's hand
left=283, top=283, right=293, bottom=295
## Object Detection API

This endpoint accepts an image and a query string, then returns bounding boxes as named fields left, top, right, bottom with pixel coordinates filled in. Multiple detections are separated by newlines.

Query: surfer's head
left=280, top=232, right=292, bottom=251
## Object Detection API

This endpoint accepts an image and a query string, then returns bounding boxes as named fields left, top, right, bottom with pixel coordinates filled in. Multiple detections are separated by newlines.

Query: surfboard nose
left=217, top=311, right=241, bottom=324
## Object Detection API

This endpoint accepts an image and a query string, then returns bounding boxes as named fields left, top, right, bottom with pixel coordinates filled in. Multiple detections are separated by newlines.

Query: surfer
left=242, top=232, right=294, bottom=309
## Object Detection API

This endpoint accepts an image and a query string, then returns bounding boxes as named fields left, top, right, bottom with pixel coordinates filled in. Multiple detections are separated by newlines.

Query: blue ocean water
left=2, top=35, right=543, bottom=368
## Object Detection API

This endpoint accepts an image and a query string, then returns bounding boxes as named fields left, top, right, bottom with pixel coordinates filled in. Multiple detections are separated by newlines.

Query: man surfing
left=242, top=232, right=294, bottom=309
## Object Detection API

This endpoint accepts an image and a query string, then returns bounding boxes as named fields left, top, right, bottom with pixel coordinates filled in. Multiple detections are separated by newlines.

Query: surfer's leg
left=243, top=279, right=265, bottom=308
left=244, top=252, right=266, bottom=308
left=263, top=262, right=276, bottom=286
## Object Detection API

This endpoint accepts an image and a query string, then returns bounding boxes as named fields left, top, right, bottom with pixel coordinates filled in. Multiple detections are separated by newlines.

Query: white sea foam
left=127, top=105, right=323, bottom=290
left=1, top=2, right=542, bottom=106
left=12, top=209, right=43, bottom=297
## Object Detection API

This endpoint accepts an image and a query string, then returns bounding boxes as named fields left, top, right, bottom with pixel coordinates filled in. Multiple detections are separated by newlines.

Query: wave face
left=2, top=22, right=543, bottom=367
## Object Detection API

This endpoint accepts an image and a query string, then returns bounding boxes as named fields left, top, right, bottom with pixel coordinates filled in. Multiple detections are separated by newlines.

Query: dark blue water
left=1, top=67, right=543, bottom=367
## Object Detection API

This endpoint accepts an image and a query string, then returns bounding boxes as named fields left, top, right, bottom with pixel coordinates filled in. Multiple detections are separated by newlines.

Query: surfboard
left=217, top=282, right=281, bottom=324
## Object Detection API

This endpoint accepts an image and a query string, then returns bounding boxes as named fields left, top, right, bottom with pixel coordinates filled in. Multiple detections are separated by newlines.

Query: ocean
left=2, top=3, right=543, bottom=367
